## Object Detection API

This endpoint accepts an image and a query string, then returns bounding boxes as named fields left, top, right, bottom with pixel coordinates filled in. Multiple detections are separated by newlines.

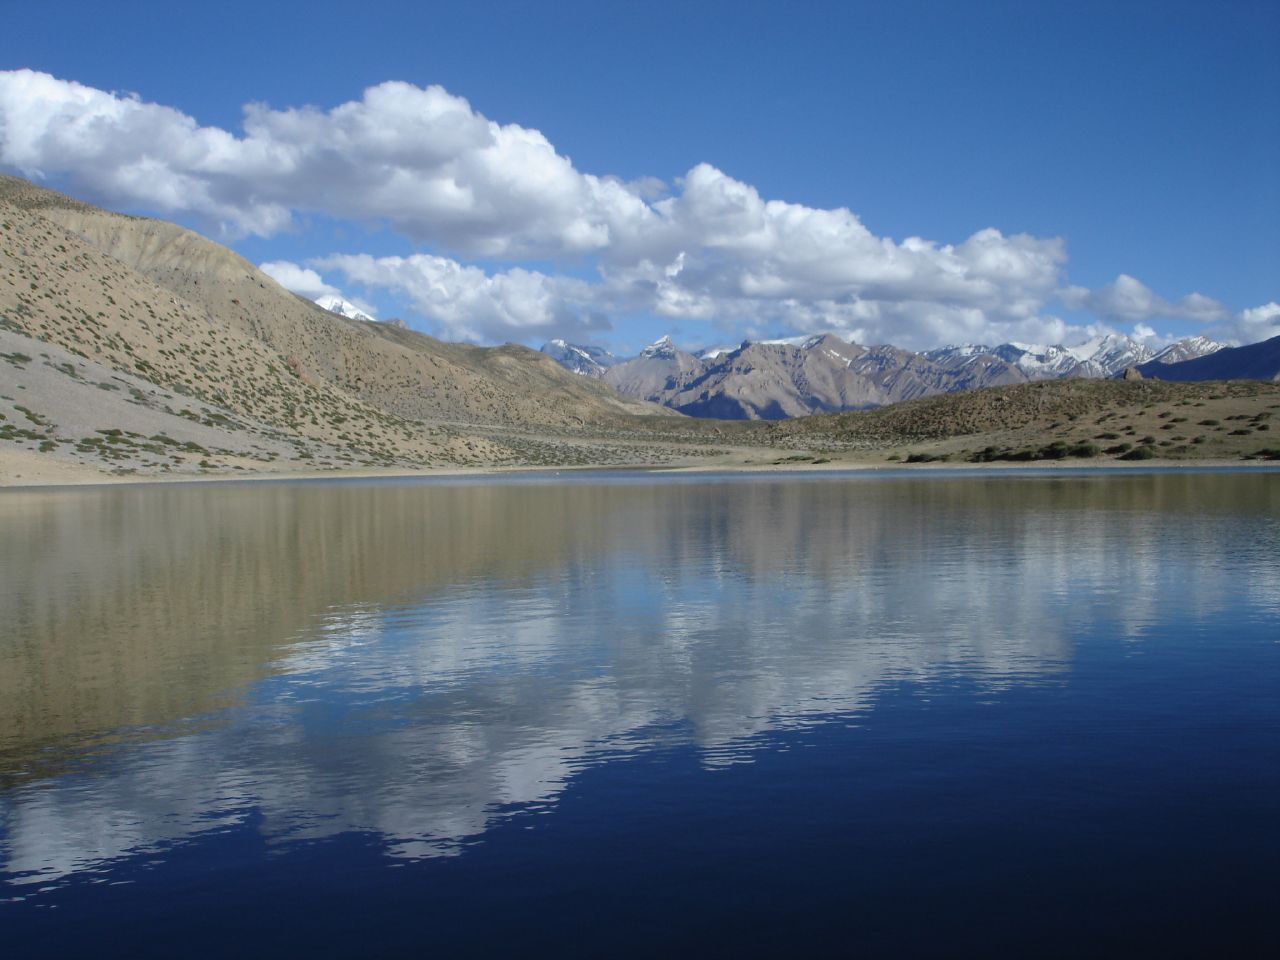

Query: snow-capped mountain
left=539, top=339, right=619, bottom=378
left=922, top=344, right=992, bottom=362
left=980, top=335, right=1191, bottom=378
left=1068, top=334, right=1158, bottom=375
left=1148, top=336, right=1226, bottom=365
left=932, top=334, right=1224, bottom=379
left=639, top=334, right=682, bottom=360
left=987, top=335, right=1151, bottom=379
left=1134, top=334, right=1280, bottom=382
left=990, top=334, right=1224, bottom=378
left=314, top=294, right=375, bottom=323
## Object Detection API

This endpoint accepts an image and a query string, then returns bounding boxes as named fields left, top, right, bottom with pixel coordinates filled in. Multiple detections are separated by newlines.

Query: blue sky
left=2, top=0, right=1276, bottom=353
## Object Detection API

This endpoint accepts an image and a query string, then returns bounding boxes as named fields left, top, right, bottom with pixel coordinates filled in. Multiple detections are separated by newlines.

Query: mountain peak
left=640, top=335, right=680, bottom=358
left=314, top=294, right=374, bottom=323
left=538, top=339, right=618, bottom=377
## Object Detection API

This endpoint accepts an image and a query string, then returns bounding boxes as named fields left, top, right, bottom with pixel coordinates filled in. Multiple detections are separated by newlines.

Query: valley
left=3, top=175, right=1279, bottom=486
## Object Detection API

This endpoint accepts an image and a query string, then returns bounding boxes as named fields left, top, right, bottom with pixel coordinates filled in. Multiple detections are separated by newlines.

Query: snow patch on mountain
left=640, top=335, right=680, bottom=359
left=699, top=345, right=736, bottom=360
left=1149, top=336, right=1226, bottom=364
left=314, top=294, right=375, bottom=322
left=540, top=339, right=618, bottom=377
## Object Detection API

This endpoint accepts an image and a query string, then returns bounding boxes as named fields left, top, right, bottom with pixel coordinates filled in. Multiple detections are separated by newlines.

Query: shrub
left=1119, top=445, right=1156, bottom=460
left=1068, top=442, right=1101, bottom=458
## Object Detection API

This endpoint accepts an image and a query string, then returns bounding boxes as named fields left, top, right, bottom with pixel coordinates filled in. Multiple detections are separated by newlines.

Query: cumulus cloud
left=259, top=260, right=377, bottom=317
left=620, top=167, right=1068, bottom=314
left=315, top=254, right=610, bottom=343
left=0, top=69, right=650, bottom=252
left=259, top=261, right=341, bottom=300
left=1058, top=274, right=1228, bottom=325
left=1212, top=301, right=1280, bottom=346
left=311, top=251, right=1071, bottom=351
left=1, top=69, right=1262, bottom=348
left=0, top=70, right=293, bottom=236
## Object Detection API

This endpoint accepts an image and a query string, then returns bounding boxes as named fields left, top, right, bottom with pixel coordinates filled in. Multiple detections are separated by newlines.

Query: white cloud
left=259, top=261, right=341, bottom=300
left=259, top=260, right=377, bottom=318
left=1212, top=301, right=1280, bottom=346
left=1, top=69, right=1263, bottom=349
left=0, top=70, right=293, bottom=236
left=0, top=69, right=651, bottom=252
left=1058, top=274, right=1228, bottom=325
left=315, top=254, right=610, bottom=343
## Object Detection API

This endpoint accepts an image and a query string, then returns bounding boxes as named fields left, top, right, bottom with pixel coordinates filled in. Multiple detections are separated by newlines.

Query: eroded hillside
left=0, top=176, right=704, bottom=480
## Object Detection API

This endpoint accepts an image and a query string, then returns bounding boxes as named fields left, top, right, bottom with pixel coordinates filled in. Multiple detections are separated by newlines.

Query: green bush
left=1119, top=445, right=1156, bottom=461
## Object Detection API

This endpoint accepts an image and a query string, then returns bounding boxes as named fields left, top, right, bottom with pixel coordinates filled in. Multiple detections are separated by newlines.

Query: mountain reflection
left=1, top=472, right=1276, bottom=885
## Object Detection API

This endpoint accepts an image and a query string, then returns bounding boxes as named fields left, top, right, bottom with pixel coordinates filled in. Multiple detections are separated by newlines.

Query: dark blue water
left=1, top=471, right=1277, bottom=957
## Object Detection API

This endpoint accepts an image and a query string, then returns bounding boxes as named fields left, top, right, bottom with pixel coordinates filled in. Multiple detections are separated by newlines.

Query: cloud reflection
left=1, top=473, right=1275, bottom=888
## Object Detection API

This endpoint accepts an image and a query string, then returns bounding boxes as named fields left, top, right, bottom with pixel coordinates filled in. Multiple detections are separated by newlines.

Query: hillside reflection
left=1, top=472, right=1276, bottom=885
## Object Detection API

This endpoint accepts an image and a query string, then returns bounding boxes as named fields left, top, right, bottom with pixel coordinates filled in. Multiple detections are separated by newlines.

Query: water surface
left=1, top=471, right=1277, bottom=956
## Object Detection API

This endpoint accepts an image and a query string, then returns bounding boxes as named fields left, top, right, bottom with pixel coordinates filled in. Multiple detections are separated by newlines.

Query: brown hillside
left=1, top=176, right=711, bottom=480
left=1, top=176, right=664, bottom=430
left=764, top=377, right=1280, bottom=463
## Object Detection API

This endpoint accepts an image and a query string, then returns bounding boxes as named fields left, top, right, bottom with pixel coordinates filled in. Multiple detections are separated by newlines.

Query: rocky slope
left=603, top=335, right=706, bottom=402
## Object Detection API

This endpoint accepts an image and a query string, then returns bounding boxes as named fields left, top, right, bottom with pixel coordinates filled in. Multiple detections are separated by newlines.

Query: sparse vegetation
left=1119, top=446, right=1157, bottom=461
left=968, top=441, right=1099, bottom=463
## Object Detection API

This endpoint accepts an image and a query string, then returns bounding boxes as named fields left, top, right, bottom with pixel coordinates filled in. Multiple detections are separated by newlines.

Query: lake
left=1, top=470, right=1277, bottom=957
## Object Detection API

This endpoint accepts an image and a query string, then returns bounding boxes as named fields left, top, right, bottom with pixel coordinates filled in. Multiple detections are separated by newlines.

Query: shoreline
left=3, top=448, right=1277, bottom=492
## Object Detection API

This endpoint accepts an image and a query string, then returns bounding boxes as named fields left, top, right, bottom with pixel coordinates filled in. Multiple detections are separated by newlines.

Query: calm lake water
left=1, top=470, right=1277, bottom=957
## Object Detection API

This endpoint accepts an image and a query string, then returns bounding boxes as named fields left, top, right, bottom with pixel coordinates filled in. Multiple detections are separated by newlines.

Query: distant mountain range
left=541, top=332, right=1235, bottom=419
